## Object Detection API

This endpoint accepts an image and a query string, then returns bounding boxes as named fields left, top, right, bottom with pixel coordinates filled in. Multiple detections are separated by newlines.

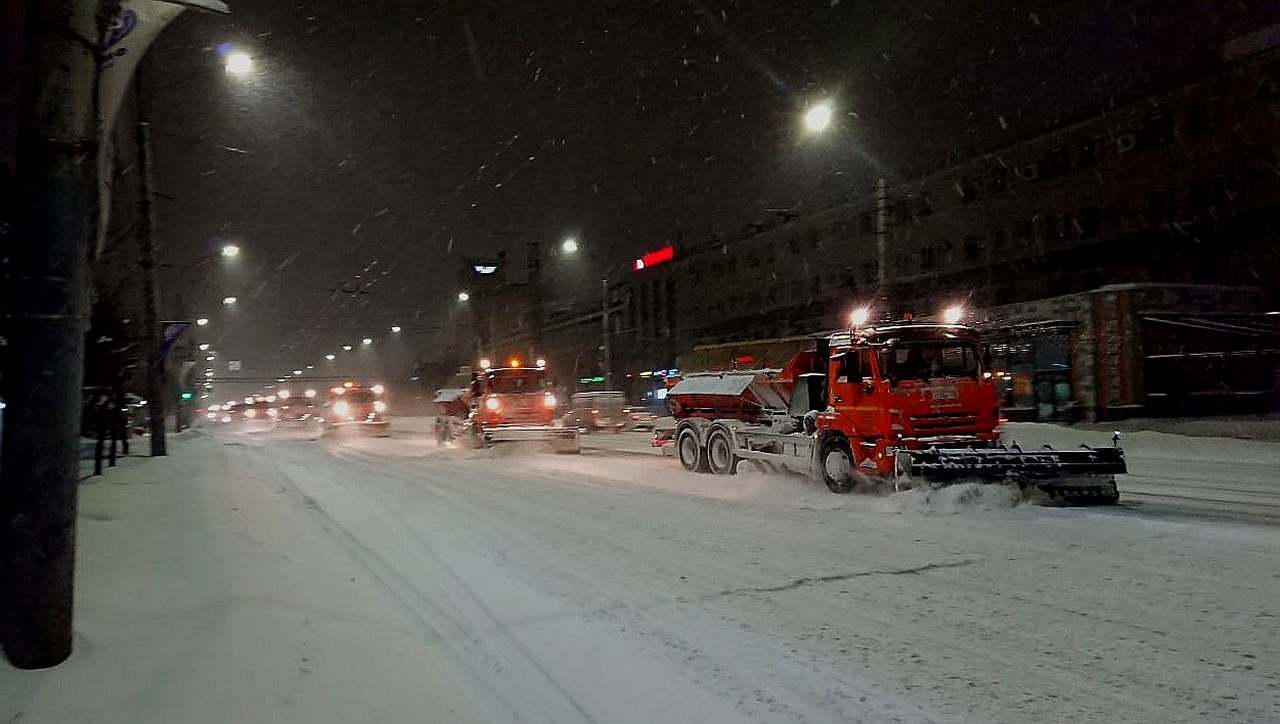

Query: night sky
left=146, top=0, right=1274, bottom=382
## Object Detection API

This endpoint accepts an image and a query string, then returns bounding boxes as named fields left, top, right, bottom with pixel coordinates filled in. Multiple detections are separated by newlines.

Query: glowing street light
left=293, top=370, right=303, bottom=376
left=457, top=291, right=470, bottom=302
left=220, top=243, right=241, bottom=259
left=362, top=338, right=373, bottom=346
left=198, top=343, right=211, bottom=351
left=942, top=304, right=966, bottom=324
left=561, top=237, right=579, bottom=254
left=390, top=325, right=402, bottom=333
left=222, top=296, right=237, bottom=306
left=196, top=317, right=210, bottom=326
left=342, top=345, right=353, bottom=352
left=850, top=306, right=871, bottom=328
left=225, top=51, right=253, bottom=76
left=803, top=100, right=834, bottom=134
left=206, top=355, right=216, bottom=361
left=325, top=353, right=336, bottom=360
left=304, top=389, right=318, bottom=399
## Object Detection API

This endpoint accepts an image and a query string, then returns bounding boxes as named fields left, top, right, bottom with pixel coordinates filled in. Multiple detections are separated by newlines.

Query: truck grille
left=910, top=412, right=979, bottom=435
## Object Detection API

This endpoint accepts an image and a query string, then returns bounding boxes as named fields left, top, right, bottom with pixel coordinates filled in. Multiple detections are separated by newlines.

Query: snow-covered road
left=4, top=422, right=1278, bottom=723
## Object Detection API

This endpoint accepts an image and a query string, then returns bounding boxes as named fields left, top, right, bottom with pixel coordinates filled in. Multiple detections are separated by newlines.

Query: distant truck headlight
left=544, top=393, right=557, bottom=408
left=485, top=396, right=501, bottom=411
left=244, top=409, right=256, bottom=418
left=333, top=400, right=351, bottom=418
left=373, top=400, right=387, bottom=413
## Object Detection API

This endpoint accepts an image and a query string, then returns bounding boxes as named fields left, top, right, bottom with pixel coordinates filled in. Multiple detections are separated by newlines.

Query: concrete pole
left=601, top=278, right=611, bottom=388
left=0, top=0, right=101, bottom=669
left=875, top=176, right=889, bottom=290
left=136, top=119, right=167, bottom=454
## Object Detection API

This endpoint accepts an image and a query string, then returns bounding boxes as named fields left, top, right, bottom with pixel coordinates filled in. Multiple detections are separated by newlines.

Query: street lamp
left=222, top=296, right=237, bottom=306
left=198, top=343, right=210, bottom=351
left=342, top=345, right=353, bottom=352
left=325, top=353, right=336, bottom=361
left=561, top=237, right=579, bottom=254
left=803, top=100, right=834, bottom=134
left=196, top=317, right=210, bottom=326
left=390, top=325, right=402, bottom=333
left=362, top=338, right=372, bottom=346
left=293, top=370, right=302, bottom=376
left=225, top=51, right=253, bottom=76
left=220, top=243, right=241, bottom=259
left=457, top=291, right=470, bottom=302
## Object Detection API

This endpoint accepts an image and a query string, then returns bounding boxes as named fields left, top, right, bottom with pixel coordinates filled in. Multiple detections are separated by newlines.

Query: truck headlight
left=373, top=400, right=387, bottom=413
left=333, top=400, right=351, bottom=417
left=485, top=397, right=501, bottom=411
left=543, top=393, right=557, bottom=408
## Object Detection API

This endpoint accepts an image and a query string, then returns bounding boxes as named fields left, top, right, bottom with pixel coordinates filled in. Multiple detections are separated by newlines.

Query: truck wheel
left=677, top=427, right=709, bottom=473
left=706, top=428, right=739, bottom=476
left=819, top=436, right=856, bottom=494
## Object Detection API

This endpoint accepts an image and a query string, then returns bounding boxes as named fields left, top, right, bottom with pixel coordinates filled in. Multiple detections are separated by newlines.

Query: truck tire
left=706, top=427, right=739, bottom=476
left=677, top=427, right=709, bottom=473
left=819, top=435, right=856, bottom=494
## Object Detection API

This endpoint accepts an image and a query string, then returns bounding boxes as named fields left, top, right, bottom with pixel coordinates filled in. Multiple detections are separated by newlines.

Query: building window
left=1012, top=220, right=1033, bottom=250
left=956, top=176, right=981, bottom=203
left=858, top=212, right=873, bottom=235
left=1078, top=206, right=1101, bottom=237
left=1078, top=136, right=1103, bottom=169
left=1139, top=114, right=1173, bottom=150
left=1185, top=100, right=1214, bottom=137
left=963, top=235, right=986, bottom=263
left=665, top=279, right=676, bottom=335
left=921, top=245, right=938, bottom=271
left=989, top=165, right=1008, bottom=193
left=1039, top=147, right=1071, bottom=179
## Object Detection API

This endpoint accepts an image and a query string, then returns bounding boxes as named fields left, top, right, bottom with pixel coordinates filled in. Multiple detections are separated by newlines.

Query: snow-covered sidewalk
left=0, top=433, right=488, bottom=724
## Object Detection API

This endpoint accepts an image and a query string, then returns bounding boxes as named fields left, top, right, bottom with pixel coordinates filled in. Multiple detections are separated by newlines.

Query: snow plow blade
left=483, top=426, right=581, bottom=454
left=896, top=445, right=1125, bottom=504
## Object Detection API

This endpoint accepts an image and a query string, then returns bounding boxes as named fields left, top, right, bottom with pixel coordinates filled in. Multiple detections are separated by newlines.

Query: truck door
left=829, top=350, right=880, bottom=436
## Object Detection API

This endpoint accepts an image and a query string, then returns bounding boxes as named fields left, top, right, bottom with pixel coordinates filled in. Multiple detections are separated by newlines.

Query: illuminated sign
left=632, top=245, right=675, bottom=272
left=472, top=264, right=499, bottom=275
left=578, top=376, right=606, bottom=384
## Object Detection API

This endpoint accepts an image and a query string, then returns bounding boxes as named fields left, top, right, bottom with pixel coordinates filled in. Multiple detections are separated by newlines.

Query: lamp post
left=801, top=98, right=890, bottom=291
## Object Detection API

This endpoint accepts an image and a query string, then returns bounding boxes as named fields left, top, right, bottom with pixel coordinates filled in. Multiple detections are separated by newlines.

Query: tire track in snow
left=246, top=438, right=599, bottom=724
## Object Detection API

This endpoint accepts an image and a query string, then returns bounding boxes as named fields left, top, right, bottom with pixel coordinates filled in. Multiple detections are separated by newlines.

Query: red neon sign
left=632, top=245, right=675, bottom=271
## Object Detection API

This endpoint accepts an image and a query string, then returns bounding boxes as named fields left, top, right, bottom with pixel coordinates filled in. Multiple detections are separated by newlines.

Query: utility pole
left=0, top=0, right=101, bottom=669
left=874, top=176, right=889, bottom=290
left=600, top=278, right=611, bottom=388
left=136, top=117, right=166, bottom=455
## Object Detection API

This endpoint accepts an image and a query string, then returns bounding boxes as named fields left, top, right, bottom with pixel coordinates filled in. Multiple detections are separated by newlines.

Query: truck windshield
left=879, top=342, right=980, bottom=383
left=487, top=370, right=545, bottom=394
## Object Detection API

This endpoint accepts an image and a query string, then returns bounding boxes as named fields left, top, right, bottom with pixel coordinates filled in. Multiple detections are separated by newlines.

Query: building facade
left=462, top=46, right=1280, bottom=418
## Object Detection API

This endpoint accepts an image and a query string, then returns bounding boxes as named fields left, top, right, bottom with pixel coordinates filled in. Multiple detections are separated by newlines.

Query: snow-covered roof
left=668, top=374, right=756, bottom=397
left=433, top=388, right=469, bottom=403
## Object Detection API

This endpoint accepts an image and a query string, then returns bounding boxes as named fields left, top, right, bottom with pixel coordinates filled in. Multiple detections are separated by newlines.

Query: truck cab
left=817, top=325, right=999, bottom=451
left=466, top=364, right=579, bottom=452
left=472, top=367, right=558, bottom=429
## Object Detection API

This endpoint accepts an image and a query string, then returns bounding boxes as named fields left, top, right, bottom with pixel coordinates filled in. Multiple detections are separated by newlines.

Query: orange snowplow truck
left=467, top=363, right=580, bottom=453
left=667, top=323, right=1124, bottom=503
